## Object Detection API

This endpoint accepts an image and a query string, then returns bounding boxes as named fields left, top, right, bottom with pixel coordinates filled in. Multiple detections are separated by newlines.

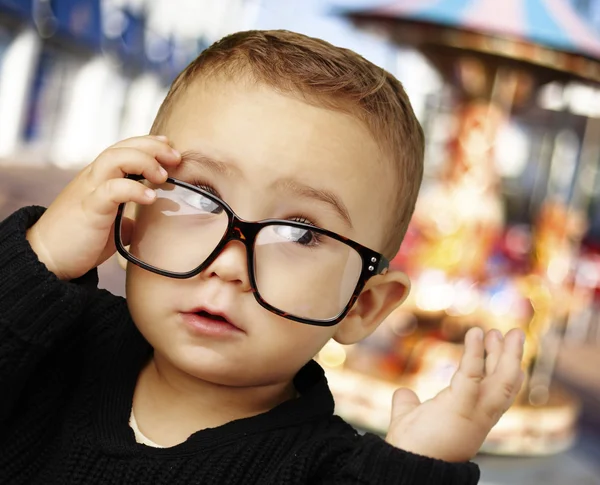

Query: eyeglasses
left=114, top=175, right=389, bottom=326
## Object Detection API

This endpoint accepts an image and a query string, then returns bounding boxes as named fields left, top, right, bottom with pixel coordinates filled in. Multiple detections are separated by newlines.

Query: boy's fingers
left=113, top=134, right=173, bottom=150
left=480, top=329, right=525, bottom=420
left=450, top=327, right=485, bottom=413
left=485, top=330, right=504, bottom=376
left=88, top=138, right=180, bottom=184
left=82, top=178, right=156, bottom=220
left=513, top=369, right=526, bottom=402
left=89, top=148, right=174, bottom=186
left=115, top=135, right=180, bottom=161
left=480, top=369, right=525, bottom=422
left=494, top=329, right=525, bottom=374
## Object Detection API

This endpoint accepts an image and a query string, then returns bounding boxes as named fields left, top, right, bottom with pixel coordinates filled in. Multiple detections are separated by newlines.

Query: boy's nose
left=202, top=240, right=251, bottom=291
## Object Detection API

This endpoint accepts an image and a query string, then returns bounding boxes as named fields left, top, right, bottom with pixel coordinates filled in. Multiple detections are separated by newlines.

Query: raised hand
left=26, top=135, right=181, bottom=280
left=385, top=327, right=525, bottom=462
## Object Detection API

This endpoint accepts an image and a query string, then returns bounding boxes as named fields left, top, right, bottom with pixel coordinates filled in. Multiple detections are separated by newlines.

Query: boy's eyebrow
left=180, top=150, right=240, bottom=177
left=274, top=178, right=353, bottom=228
left=180, top=150, right=353, bottom=228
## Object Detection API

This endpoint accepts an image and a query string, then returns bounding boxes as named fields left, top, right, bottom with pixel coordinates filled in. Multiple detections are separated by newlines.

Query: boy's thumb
left=390, top=388, right=421, bottom=422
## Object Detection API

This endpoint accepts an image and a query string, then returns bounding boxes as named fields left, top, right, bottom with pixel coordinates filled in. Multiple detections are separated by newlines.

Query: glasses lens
left=118, top=182, right=229, bottom=274
left=254, top=224, right=363, bottom=321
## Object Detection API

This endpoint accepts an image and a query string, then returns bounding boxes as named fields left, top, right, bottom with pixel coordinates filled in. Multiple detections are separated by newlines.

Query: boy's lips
left=180, top=306, right=245, bottom=334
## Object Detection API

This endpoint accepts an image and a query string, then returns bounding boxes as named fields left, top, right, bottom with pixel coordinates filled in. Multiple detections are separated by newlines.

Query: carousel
left=319, top=0, right=600, bottom=456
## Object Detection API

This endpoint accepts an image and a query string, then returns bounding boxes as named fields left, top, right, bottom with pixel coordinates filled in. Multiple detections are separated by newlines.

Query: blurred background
left=1, top=0, right=600, bottom=483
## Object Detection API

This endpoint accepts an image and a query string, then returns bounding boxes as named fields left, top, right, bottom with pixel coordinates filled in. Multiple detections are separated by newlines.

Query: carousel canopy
left=342, top=0, right=600, bottom=60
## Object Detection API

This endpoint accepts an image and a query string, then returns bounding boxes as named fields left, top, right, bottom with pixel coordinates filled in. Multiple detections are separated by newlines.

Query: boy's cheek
left=271, top=323, right=339, bottom=362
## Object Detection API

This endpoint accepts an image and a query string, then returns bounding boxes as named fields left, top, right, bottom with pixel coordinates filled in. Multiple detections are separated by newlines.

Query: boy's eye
left=274, top=225, right=319, bottom=246
left=182, top=192, right=223, bottom=214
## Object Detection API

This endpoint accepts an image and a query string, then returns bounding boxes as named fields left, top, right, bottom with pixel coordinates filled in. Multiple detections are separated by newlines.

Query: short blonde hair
left=152, top=30, right=424, bottom=258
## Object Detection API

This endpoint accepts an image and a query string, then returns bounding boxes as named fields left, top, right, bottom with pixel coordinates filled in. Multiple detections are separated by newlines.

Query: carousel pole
left=562, top=113, right=600, bottom=345
left=527, top=91, right=600, bottom=405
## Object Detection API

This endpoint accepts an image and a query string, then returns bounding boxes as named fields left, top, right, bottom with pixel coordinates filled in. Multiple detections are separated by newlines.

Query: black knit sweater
left=0, top=206, right=480, bottom=484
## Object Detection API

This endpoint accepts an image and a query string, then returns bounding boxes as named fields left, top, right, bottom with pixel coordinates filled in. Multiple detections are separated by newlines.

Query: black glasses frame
left=114, top=175, right=389, bottom=326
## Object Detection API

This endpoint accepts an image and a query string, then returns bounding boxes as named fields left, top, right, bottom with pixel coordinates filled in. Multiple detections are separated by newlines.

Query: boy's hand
left=26, top=136, right=181, bottom=280
left=386, top=328, right=525, bottom=463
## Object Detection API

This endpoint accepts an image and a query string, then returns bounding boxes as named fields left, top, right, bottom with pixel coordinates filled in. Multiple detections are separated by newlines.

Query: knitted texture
left=0, top=207, right=480, bottom=484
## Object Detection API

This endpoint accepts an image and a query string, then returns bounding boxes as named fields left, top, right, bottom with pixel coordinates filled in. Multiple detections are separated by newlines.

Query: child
left=0, top=30, right=524, bottom=484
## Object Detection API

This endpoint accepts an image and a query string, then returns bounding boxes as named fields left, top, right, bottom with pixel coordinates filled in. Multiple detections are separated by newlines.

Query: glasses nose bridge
left=226, top=215, right=258, bottom=248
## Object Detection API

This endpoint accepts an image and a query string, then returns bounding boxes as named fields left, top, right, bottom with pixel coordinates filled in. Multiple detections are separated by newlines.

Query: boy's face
left=126, top=77, right=408, bottom=387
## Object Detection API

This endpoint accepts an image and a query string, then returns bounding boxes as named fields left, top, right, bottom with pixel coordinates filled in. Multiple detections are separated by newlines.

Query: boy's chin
left=158, top=347, right=303, bottom=389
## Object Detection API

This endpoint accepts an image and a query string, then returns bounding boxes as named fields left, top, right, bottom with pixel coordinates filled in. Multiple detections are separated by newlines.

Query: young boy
left=0, top=30, right=524, bottom=484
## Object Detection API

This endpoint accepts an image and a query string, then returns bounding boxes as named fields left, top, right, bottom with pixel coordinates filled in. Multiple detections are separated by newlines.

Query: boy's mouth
left=181, top=306, right=244, bottom=334
left=195, top=310, right=230, bottom=324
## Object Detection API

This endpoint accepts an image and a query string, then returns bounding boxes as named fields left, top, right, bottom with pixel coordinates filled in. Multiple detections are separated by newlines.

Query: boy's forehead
left=163, top=79, right=395, bottom=246
left=167, top=79, right=381, bottom=168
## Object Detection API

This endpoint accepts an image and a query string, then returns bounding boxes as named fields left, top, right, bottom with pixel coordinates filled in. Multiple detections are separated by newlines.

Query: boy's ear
left=333, top=270, right=410, bottom=345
